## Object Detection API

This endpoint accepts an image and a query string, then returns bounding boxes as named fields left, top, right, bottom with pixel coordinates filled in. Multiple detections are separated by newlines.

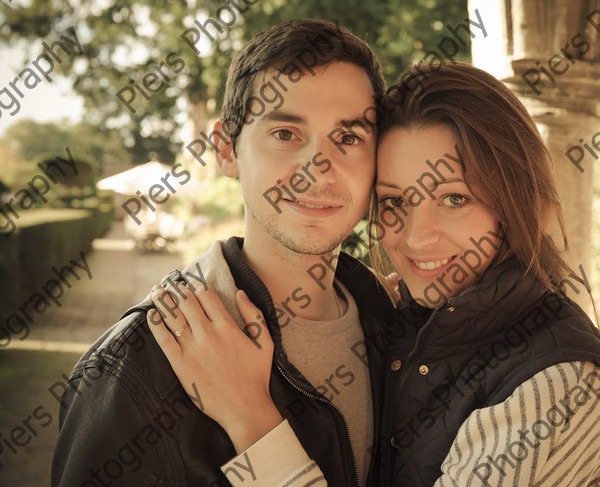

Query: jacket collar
left=395, top=258, right=548, bottom=349
left=154, top=236, right=393, bottom=358
left=220, top=237, right=395, bottom=353
left=219, top=237, right=394, bottom=399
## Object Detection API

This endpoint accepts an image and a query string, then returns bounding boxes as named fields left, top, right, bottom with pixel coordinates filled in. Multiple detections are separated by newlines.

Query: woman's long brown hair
left=369, top=61, right=590, bottom=305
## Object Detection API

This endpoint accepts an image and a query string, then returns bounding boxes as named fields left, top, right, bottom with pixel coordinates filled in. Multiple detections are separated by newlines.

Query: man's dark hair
left=222, top=19, right=385, bottom=150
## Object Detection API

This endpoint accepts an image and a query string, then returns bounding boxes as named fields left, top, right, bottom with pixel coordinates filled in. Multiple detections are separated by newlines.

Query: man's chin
left=272, top=228, right=348, bottom=256
left=257, top=212, right=356, bottom=256
left=279, top=236, right=343, bottom=256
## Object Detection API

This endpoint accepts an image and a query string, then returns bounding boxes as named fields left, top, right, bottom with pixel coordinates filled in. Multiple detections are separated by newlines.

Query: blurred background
left=0, top=0, right=599, bottom=484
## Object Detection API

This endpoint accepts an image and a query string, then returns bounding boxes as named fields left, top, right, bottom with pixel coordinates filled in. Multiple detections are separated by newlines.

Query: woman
left=148, top=62, right=600, bottom=486
left=370, top=62, right=600, bottom=486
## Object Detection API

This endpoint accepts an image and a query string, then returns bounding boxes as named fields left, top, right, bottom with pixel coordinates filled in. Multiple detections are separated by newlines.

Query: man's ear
left=214, top=118, right=239, bottom=178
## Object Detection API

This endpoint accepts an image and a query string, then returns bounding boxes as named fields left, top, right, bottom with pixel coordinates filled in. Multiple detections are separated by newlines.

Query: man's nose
left=298, top=137, right=338, bottom=186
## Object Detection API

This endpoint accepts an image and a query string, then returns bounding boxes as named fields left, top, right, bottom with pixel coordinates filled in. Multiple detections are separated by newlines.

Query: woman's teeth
left=413, top=257, right=451, bottom=270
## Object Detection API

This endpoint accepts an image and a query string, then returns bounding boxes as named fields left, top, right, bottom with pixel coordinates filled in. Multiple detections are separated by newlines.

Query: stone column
left=468, top=0, right=600, bottom=310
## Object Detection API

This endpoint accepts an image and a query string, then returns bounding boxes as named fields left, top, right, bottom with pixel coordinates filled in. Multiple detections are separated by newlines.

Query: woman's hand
left=147, top=282, right=283, bottom=452
left=385, top=272, right=401, bottom=305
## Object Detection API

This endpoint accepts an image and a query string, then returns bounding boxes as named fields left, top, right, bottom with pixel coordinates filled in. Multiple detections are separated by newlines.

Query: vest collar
left=396, top=258, right=548, bottom=350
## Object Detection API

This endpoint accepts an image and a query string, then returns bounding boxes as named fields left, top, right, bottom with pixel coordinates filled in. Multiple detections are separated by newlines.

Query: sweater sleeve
left=220, top=420, right=327, bottom=486
left=434, top=361, right=600, bottom=486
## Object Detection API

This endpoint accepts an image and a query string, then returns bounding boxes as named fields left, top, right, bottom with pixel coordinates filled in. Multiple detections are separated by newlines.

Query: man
left=52, top=19, right=394, bottom=486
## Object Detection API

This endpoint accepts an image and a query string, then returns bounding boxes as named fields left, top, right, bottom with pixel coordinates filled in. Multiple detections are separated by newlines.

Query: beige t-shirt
left=221, top=280, right=373, bottom=486
left=278, top=281, right=373, bottom=486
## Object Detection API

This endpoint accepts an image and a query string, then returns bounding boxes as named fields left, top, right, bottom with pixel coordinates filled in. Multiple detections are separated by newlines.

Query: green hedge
left=90, top=202, right=114, bottom=237
left=0, top=206, right=113, bottom=321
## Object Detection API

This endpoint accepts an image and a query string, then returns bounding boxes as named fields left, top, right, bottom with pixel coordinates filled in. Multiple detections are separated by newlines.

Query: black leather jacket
left=52, top=237, right=395, bottom=486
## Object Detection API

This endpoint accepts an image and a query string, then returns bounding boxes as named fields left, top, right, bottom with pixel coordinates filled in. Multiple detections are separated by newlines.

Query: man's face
left=229, top=61, right=376, bottom=255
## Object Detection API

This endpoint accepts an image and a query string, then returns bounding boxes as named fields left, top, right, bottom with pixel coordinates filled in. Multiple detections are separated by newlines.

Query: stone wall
left=469, top=0, right=600, bottom=309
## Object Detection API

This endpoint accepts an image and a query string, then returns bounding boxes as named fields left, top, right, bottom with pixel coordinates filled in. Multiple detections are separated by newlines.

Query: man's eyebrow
left=376, top=177, right=465, bottom=191
left=336, top=115, right=376, bottom=130
left=256, top=110, right=376, bottom=130
left=258, top=111, right=307, bottom=125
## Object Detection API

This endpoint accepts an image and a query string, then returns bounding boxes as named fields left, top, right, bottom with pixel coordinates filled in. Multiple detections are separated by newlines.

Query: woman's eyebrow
left=376, top=177, right=465, bottom=192
left=435, top=177, right=464, bottom=187
left=376, top=181, right=401, bottom=190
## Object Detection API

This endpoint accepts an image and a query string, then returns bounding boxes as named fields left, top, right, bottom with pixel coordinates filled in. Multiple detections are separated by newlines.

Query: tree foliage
left=0, top=0, right=468, bottom=165
left=1, top=119, right=130, bottom=188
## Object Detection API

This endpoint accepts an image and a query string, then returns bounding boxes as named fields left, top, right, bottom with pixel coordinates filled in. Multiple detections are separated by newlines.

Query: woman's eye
left=381, top=196, right=405, bottom=208
left=338, top=134, right=361, bottom=145
left=274, top=129, right=295, bottom=141
left=442, top=194, right=468, bottom=207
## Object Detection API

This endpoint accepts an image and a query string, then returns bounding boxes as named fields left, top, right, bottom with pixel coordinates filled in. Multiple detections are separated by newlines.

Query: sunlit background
left=0, top=0, right=599, bottom=484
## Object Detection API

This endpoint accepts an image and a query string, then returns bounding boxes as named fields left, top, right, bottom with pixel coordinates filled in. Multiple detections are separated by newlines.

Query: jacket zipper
left=276, top=362, right=360, bottom=487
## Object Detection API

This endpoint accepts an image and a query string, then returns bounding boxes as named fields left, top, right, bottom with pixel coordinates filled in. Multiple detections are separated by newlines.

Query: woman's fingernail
left=151, top=285, right=159, bottom=292
left=147, top=309, right=160, bottom=325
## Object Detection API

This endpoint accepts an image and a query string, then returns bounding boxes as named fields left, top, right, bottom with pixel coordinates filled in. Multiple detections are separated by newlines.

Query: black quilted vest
left=378, top=259, right=600, bottom=486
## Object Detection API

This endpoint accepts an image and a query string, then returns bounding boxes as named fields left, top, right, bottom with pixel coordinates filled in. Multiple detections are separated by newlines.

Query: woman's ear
left=214, top=118, right=239, bottom=178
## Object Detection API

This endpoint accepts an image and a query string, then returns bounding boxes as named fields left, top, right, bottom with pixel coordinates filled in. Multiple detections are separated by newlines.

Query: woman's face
left=376, top=124, right=501, bottom=307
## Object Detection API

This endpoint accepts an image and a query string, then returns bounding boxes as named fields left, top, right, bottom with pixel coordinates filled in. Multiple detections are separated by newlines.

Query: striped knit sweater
left=221, top=361, right=600, bottom=486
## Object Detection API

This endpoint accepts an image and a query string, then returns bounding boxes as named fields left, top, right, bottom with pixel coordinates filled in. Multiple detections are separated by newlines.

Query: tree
left=0, top=0, right=468, bottom=165
left=2, top=119, right=130, bottom=188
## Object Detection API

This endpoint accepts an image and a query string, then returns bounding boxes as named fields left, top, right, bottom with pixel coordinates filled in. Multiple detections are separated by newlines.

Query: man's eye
left=274, top=130, right=294, bottom=141
left=339, top=134, right=361, bottom=145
